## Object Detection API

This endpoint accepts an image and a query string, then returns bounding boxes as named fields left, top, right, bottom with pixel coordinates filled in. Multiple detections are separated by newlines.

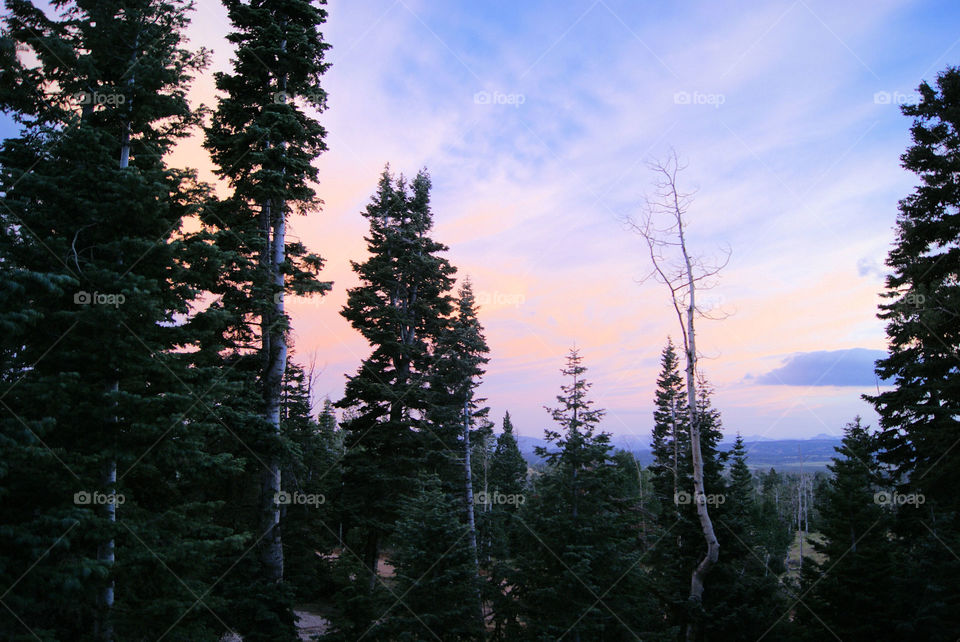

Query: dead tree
left=629, top=150, right=730, bottom=641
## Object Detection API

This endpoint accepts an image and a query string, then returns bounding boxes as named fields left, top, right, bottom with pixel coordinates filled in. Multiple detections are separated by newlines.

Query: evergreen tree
left=799, top=417, right=901, bottom=641
left=279, top=362, right=341, bottom=602
left=373, top=474, right=481, bottom=641
left=867, top=66, right=960, bottom=511
left=645, top=342, right=733, bottom=637
left=483, top=411, right=527, bottom=558
left=200, top=0, right=331, bottom=637
left=648, top=339, right=686, bottom=518
left=704, top=435, right=791, bottom=641
left=0, top=1, right=245, bottom=639
left=483, top=412, right=528, bottom=639
left=513, top=348, right=655, bottom=640
left=335, top=167, right=456, bottom=597
left=865, top=66, right=960, bottom=638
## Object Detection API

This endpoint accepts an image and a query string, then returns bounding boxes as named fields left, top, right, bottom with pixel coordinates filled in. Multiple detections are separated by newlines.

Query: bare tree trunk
left=682, top=255, right=719, bottom=640
left=462, top=401, right=484, bottom=635
left=259, top=34, right=289, bottom=585
left=671, top=399, right=679, bottom=519
left=630, top=152, right=727, bottom=642
left=96, top=42, right=138, bottom=633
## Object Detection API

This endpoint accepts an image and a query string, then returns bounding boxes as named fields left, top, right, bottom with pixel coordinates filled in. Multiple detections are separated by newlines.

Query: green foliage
left=798, top=418, right=902, bottom=641
left=0, top=1, right=248, bottom=639
left=863, top=67, right=960, bottom=639
left=376, top=474, right=481, bottom=640
left=511, top=349, right=657, bottom=640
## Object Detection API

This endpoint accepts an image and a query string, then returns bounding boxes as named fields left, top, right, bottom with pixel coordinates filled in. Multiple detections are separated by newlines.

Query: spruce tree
left=335, top=167, right=456, bottom=596
left=513, top=348, right=653, bottom=640
left=374, top=474, right=481, bottom=641
left=484, top=411, right=527, bottom=558
left=0, top=1, right=244, bottom=639
left=864, top=66, right=960, bottom=638
left=649, top=339, right=687, bottom=516
left=483, top=411, right=528, bottom=639
left=867, top=66, right=960, bottom=510
left=705, top=435, right=790, bottom=641
left=200, top=0, right=331, bottom=636
left=799, top=417, right=901, bottom=641
left=279, top=361, right=340, bottom=602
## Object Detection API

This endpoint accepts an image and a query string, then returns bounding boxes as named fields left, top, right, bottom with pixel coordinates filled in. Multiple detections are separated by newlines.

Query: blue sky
left=5, top=0, right=960, bottom=440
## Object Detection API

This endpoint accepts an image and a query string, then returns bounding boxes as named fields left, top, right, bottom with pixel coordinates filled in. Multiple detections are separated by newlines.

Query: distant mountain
left=514, top=433, right=842, bottom=472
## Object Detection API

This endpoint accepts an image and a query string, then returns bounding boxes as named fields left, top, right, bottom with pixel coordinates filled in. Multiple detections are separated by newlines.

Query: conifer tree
left=0, top=1, right=244, bottom=639
left=484, top=411, right=527, bottom=558
left=799, top=417, right=900, bottom=641
left=199, top=2, right=331, bottom=636
left=279, top=361, right=340, bottom=602
left=705, top=435, right=790, bottom=641
left=513, top=348, right=654, bottom=640
left=867, top=66, right=960, bottom=511
left=482, top=411, right=528, bottom=638
left=336, top=167, right=456, bottom=592
left=649, top=339, right=687, bottom=515
left=203, top=0, right=331, bottom=588
left=375, top=474, right=481, bottom=640
left=864, top=66, right=960, bottom=637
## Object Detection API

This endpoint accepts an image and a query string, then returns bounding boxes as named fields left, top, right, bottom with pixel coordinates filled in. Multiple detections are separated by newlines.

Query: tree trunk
left=260, top=190, right=286, bottom=583
left=364, top=530, right=380, bottom=593
left=259, top=32, right=289, bottom=584
left=462, top=400, right=484, bottom=634
left=681, top=235, right=719, bottom=642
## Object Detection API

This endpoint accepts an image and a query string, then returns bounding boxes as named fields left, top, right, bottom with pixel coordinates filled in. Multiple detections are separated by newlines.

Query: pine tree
left=483, top=411, right=528, bottom=639
left=279, top=361, right=340, bottom=602
left=649, top=339, right=687, bottom=516
left=335, top=167, right=456, bottom=598
left=200, top=0, right=331, bottom=636
left=484, top=411, right=527, bottom=557
left=799, top=417, right=901, bottom=641
left=373, top=474, right=481, bottom=640
left=867, top=66, right=960, bottom=510
left=0, top=1, right=245, bottom=639
left=704, top=435, right=791, bottom=641
left=513, top=348, right=654, bottom=640
left=645, top=343, right=731, bottom=637
left=863, top=66, right=960, bottom=638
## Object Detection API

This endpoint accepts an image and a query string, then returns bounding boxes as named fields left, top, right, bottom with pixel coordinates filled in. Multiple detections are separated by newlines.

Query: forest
left=1, top=1, right=959, bottom=641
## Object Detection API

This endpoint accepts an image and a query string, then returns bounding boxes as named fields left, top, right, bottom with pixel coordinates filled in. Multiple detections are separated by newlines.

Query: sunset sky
left=10, top=0, right=960, bottom=440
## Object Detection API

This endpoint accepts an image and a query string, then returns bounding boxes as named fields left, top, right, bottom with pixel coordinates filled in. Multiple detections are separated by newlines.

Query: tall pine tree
left=0, top=1, right=244, bottom=638
left=335, top=167, right=456, bottom=596
left=200, top=0, right=331, bottom=636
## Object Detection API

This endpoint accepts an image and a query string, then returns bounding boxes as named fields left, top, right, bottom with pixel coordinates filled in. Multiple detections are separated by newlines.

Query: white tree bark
left=462, top=400, right=484, bottom=633
left=629, top=152, right=728, bottom=641
left=259, top=33, right=289, bottom=585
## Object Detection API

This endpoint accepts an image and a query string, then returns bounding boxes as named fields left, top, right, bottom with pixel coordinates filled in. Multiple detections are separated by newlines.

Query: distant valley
left=514, top=433, right=843, bottom=472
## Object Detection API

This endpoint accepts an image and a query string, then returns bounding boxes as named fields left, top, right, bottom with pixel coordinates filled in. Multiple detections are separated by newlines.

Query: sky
left=7, top=0, right=960, bottom=440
